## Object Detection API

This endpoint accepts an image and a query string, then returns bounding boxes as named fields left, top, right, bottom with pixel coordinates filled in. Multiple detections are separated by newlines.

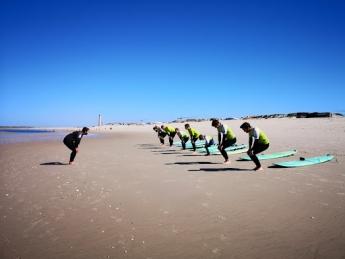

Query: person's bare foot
left=253, top=166, right=263, bottom=171
left=223, top=160, right=230, bottom=165
left=69, top=162, right=74, bottom=165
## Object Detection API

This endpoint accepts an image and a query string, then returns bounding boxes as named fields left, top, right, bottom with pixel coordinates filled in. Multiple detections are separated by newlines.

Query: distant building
left=242, top=112, right=342, bottom=119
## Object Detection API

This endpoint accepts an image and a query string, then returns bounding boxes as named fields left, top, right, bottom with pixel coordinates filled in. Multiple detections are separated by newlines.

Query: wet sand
left=1, top=118, right=345, bottom=259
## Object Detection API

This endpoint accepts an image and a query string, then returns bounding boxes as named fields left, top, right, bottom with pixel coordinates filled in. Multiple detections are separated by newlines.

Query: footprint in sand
left=212, top=248, right=221, bottom=255
left=55, top=212, right=65, bottom=221
left=217, top=215, right=227, bottom=221
left=201, top=203, right=209, bottom=208
left=117, top=240, right=125, bottom=245
left=220, top=234, right=227, bottom=241
left=206, top=192, right=213, bottom=197
left=171, top=225, right=179, bottom=234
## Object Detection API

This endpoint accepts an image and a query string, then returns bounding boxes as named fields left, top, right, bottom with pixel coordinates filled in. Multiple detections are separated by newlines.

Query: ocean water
left=0, top=129, right=57, bottom=134
left=0, top=129, right=69, bottom=144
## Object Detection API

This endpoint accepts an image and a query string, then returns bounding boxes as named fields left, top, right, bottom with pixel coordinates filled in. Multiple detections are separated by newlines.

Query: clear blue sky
left=1, top=0, right=344, bottom=126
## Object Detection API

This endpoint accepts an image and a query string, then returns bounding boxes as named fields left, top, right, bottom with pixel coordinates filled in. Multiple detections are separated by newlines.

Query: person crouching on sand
left=153, top=125, right=167, bottom=145
left=184, top=124, right=201, bottom=152
left=198, top=134, right=215, bottom=156
left=175, top=128, right=189, bottom=150
left=63, top=127, right=89, bottom=165
left=240, top=122, right=270, bottom=171
left=161, top=125, right=177, bottom=146
left=211, top=119, right=237, bottom=164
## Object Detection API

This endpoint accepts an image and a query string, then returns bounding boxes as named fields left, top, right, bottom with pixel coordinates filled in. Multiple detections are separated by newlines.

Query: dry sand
left=0, top=118, right=345, bottom=259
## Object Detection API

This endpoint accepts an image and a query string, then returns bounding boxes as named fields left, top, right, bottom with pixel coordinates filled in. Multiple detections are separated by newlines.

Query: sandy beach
left=1, top=118, right=345, bottom=259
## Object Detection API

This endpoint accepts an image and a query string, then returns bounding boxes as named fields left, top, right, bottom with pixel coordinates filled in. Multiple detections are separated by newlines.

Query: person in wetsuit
left=175, top=128, right=189, bottom=150
left=153, top=125, right=167, bottom=145
left=63, top=127, right=89, bottom=164
left=240, top=122, right=269, bottom=171
left=184, top=124, right=201, bottom=152
left=198, top=134, right=215, bottom=156
left=211, top=119, right=237, bottom=164
left=161, top=125, right=177, bottom=146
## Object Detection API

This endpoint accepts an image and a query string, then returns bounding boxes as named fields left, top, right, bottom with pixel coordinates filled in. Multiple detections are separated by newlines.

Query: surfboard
left=185, top=143, right=207, bottom=149
left=225, top=144, right=247, bottom=152
left=197, top=144, right=247, bottom=154
left=177, top=142, right=208, bottom=149
left=226, top=148, right=248, bottom=155
left=174, top=140, right=205, bottom=147
left=239, top=150, right=297, bottom=161
left=273, top=154, right=334, bottom=167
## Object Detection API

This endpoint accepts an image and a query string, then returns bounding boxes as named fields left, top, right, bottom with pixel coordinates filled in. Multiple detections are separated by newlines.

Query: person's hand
left=76, top=148, right=79, bottom=153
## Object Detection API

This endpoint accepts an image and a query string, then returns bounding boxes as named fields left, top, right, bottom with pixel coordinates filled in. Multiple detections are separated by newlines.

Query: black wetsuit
left=157, top=130, right=167, bottom=144
left=177, top=133, right=189, bottom=150
left=167, top=131, right=176, bottom=146
left=63, top=131, right=84, bottom=163
left=250, top=141, right=269, bottom=168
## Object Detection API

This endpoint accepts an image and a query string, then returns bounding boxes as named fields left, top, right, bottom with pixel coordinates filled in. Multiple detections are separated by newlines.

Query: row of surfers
left=153, top=119, right=270, bottom=171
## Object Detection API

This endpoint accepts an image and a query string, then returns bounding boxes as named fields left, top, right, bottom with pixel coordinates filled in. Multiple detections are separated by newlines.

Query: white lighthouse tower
left=98, top=114, right=102, bottom=127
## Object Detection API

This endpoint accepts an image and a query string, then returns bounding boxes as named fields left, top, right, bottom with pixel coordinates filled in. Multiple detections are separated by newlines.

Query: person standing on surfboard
left=240, top=122, right=269, bottom=171
left=211, top=119, right=237, bottom=164
left=175, top=128, right=189, bottom=150
left=198, top=134, right=215, bottom=156
left=63, top=127, right=89, bottom=165
left=153, top=125, right=167, bottom=145
left=161, top=125, right=177, bottom=146
left=184, top=124, right=201, bottom=152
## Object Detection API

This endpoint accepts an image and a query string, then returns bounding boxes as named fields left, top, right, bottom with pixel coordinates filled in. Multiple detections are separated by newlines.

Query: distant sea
left=0, top=128, right=69, bottom=144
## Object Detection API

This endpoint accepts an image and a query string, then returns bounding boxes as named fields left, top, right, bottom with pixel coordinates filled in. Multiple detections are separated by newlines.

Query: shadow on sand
left=268, top=165, right=286, bottom=169
left=188, top=167, right=251, bottom=172
left=137, top=144, right=164, bottom=150
left=178, top=154, right=208, bottom=157
left=158, top=152, right=185, bottom=155
left=166, top=161, right=219, bottom=165
left=151, top=149, right=178, bottom=153
left=40, top=162, right=69, bottom=166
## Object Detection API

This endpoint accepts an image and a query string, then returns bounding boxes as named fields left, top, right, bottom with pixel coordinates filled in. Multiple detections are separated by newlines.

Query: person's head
left=82, top=127, right=89, bottom=135
left=198, top=134, right=205, bottom=140
left=211, top=119, right=220, bottom=128
left=240, top=122, right=252, bottom=133
left=175, top=128, right=180, bottom=132
left=161, top=125, right=165, bottom=129
left=153, top=125, right=158, bottom=132
left=184, top=123, right=190, bottom=130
